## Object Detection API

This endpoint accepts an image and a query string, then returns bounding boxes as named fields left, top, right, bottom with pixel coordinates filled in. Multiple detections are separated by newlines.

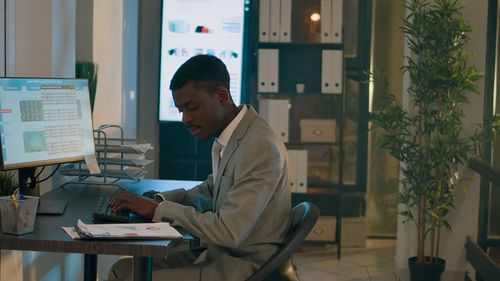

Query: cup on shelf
left=296, top=83, right=305, bottom=93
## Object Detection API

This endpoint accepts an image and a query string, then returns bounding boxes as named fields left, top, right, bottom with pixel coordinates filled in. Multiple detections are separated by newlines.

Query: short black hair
left=169, top=55, right=230, bottom=95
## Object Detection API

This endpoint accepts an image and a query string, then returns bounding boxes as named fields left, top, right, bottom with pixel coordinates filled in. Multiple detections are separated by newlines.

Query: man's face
left=172, top=81, right=225, bottom=140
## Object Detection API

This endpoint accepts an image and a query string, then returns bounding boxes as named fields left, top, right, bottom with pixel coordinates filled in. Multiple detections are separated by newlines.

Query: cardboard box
left=305, top=216, right=366, bottom=247
left=300, top=119, right=336, bottom=142
left=306, top=216, right=336, bottom=242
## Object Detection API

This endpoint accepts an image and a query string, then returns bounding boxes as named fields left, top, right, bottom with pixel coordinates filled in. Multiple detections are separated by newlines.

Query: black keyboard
left=92, top=195, right=131, bottom=223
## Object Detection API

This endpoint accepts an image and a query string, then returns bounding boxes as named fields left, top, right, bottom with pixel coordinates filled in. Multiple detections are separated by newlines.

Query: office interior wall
left=0, top=0, right=4, bottom=77
left=366, top=0, right=404, bottom=237
left=91, top=0, right=138, bottom=140
left=76, top=0, right=93, bottom=61
left=395, top=0, right=487, bottom=278
left=137, top=0, right=161, bottom=179
left=92, top=1, right=124, bottom=133
left=1, top=2, right=85, bottom=281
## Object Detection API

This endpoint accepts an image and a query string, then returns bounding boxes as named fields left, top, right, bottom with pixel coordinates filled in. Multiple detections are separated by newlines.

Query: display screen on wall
left=158, top=0, right=249, bottom=122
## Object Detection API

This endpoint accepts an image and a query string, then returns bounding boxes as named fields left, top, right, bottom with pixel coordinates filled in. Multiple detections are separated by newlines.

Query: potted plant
left=76, top=61, right=98, bottom=113
left=0, top=171, right=19, bottom=196
left=371, top=0, right=499, bottom=280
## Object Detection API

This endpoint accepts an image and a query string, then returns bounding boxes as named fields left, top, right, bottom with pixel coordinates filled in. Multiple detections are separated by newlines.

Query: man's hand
left=110, top=191, right=159, bottom=220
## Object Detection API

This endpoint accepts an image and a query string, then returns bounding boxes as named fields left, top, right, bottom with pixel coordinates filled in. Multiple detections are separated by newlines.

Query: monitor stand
left=19, top=167, right=67, bottom=215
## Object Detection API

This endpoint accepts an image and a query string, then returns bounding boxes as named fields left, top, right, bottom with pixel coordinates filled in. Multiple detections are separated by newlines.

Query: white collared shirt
left=214, top=105, right=247, bottom=158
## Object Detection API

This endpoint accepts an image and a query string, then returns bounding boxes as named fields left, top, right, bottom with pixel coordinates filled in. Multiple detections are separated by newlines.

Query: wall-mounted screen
left=158, top=0, right=248, bottom=121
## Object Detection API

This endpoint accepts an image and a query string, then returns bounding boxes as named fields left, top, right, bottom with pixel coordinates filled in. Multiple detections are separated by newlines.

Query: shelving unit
left=59, top=124, right=153, bottom=185
left=250, top=0, right=372, bottom=258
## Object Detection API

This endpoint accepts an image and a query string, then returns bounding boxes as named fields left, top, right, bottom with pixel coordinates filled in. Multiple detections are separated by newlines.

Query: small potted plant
left=371, top=0, right=499, bottom=280
left=0, top=171, right=19, bottom=196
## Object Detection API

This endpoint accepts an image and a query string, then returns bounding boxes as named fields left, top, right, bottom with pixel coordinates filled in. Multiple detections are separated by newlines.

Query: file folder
left=331, top=0, right=343, bottom=43
left=259, top=0, right=270, bottom=42
left=321, top=0, right=333, bottom=43
left=268, top=49, right=279, bottom=92
left=295, top=150, right=308, bottom=193
left=280, top=0, right=292, bottom=42
left=287, top=150, right=297, bottom=192
left=270, top=0, right=281, bottom=42
left=258, top=49, right=269, bottom=92
left=258, top=98, right=289, bottom=142
left=321, top=50, right=342, bottom=94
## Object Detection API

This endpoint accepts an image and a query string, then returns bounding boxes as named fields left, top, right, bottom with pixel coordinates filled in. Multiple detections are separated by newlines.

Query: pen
left=10, top=193, right=27, bottom=226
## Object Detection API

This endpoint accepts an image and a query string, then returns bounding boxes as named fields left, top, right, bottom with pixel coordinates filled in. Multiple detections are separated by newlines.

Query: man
left=108, top=55, right=292, bottom=280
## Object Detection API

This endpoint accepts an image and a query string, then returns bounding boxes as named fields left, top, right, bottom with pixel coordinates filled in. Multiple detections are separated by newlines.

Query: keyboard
left=92, top=195, right=131, bottom=223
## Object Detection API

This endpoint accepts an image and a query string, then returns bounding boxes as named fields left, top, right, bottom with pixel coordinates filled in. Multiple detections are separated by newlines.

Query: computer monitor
left=0, top=77, right=95, bottom=191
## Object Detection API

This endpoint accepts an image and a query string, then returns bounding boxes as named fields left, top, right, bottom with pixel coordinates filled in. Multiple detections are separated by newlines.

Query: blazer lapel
left=213, top=106, right=258, bottom=205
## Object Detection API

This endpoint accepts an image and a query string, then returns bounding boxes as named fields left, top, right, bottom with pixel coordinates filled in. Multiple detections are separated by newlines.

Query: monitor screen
left=0, top=78, right=95, bottom=170
left=158, top=0, right=249, bottom=121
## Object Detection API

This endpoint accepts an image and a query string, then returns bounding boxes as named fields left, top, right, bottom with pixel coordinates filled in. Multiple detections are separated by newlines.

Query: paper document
left=62, top=219, right=182, bottom=240
left=84, top=154, right=101, bottom=174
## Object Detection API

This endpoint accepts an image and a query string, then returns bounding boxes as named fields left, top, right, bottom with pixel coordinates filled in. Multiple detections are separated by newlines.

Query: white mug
left=296, top=83, right=305, bottom=93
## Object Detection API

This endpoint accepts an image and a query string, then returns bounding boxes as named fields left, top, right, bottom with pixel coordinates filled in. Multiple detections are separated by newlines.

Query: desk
left=0, top=179, right=200, bottom=281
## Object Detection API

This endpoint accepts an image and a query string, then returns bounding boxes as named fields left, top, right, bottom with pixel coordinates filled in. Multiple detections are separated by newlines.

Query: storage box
left=306, top=216, right=336, bottom=241
left=305, top=216, right=366, bottom=247
left=0, top=195, right=39, bottom=235
left=342, top=217, right=366, bottom=247
left=300, top=119, right=336, bottom=142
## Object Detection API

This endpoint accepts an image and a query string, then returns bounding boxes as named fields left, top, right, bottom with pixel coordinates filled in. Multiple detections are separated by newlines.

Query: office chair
left=246, top=201, right=320, bottom=281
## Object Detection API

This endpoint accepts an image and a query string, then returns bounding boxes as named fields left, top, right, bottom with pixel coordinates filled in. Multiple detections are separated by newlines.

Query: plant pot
left=408, top=257, right=445, bottom=281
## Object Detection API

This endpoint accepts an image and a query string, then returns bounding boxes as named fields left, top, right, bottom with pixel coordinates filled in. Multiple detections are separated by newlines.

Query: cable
left=35, top=166, right=46, bottom=178
left=35, top=164, right=61, bottom=184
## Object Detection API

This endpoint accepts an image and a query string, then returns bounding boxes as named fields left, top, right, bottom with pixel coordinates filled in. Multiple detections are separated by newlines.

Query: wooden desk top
left=0, top=179, right=200, bottom=257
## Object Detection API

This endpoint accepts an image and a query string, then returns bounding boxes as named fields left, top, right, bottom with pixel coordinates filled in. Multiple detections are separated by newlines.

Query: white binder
left=321, top=50, right=342, bottom=94
left=279, top=0, right=292, bottom=42
left=258, top=49, right=269, bottom=92
left=268, top=49, right=279, bottom=92
left=269, top=0, right=281, bottom=42
left=331, top=0, right=343, bottom=43
left=321, top=0, right=333, bottom=43
left=287, top=150, right=297, bottom=192
left=259, top=0, right=270, bottom=42
left=295, top=150, right=308, bottom=193
left=258, top=98, right=289, bottom=142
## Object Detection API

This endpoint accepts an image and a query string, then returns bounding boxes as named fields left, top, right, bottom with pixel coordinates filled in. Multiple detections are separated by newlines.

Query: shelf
left=286, top=141, right=340, bottom=146
left=258, top=42, right=343, bottom=49
left=258, top=92, right=343, bottom=97
left=59, top=166, right=146, bottom=180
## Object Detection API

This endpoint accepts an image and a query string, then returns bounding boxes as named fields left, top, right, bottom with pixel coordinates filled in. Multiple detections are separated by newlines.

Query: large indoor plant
left=371, top=0, right=499, bottom=280
left=76, top=61, right=98, bottom=112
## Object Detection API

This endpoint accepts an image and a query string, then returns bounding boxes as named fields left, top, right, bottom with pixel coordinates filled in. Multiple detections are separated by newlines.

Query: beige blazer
left=153, top=105, right=291, bottom=280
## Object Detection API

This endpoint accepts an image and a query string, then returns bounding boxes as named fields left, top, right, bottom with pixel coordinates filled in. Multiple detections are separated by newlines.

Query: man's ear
left=216, top=87, right=230, bottom=104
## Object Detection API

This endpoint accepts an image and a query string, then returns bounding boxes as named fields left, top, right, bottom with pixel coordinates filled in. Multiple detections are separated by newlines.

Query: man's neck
left=216, top=105, right=242, bottom=138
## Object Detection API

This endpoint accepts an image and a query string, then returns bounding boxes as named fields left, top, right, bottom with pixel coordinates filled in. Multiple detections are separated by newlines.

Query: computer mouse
left=142, top=190, right=159, bottom=199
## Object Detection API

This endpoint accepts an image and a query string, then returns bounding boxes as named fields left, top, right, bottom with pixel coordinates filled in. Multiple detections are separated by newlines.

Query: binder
left=259, top=99, right=289, bottom=142
left=287, top=150, right=297, bottom=192
left=269, top=0, right=281, bottom=42
left=259, top=0, right=270, bottom=42
left=295, top=150, right=308, bottom=193
left=331, top=50, right=343, bottom=94
left=268, top=49, right=279, bottom=92
left=280, top=0, right=292, bottom=42
left=258, top=49, right=269, bottom=92
left=331, top=0, right=343, bottom=43
left=321, top=50, right=342, bottom=94
left=321, top=0, right=332, bottom=43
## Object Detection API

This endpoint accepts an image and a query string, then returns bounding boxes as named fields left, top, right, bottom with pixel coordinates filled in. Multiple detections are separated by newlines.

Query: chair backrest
left=246, top=201, right=320, bottom=281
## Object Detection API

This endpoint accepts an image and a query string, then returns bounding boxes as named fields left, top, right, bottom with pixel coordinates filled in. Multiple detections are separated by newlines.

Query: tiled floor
left=294, top=239, right=397, bottom=281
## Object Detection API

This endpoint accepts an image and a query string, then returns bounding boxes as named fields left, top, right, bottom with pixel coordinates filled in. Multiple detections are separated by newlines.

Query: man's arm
left=110, top=176, right=215, bottom=218
left=152, top=136, right=287, bottom=247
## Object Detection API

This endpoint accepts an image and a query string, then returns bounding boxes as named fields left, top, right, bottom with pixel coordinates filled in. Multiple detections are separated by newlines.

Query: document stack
left=59, top=124, right=153, bottom=184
